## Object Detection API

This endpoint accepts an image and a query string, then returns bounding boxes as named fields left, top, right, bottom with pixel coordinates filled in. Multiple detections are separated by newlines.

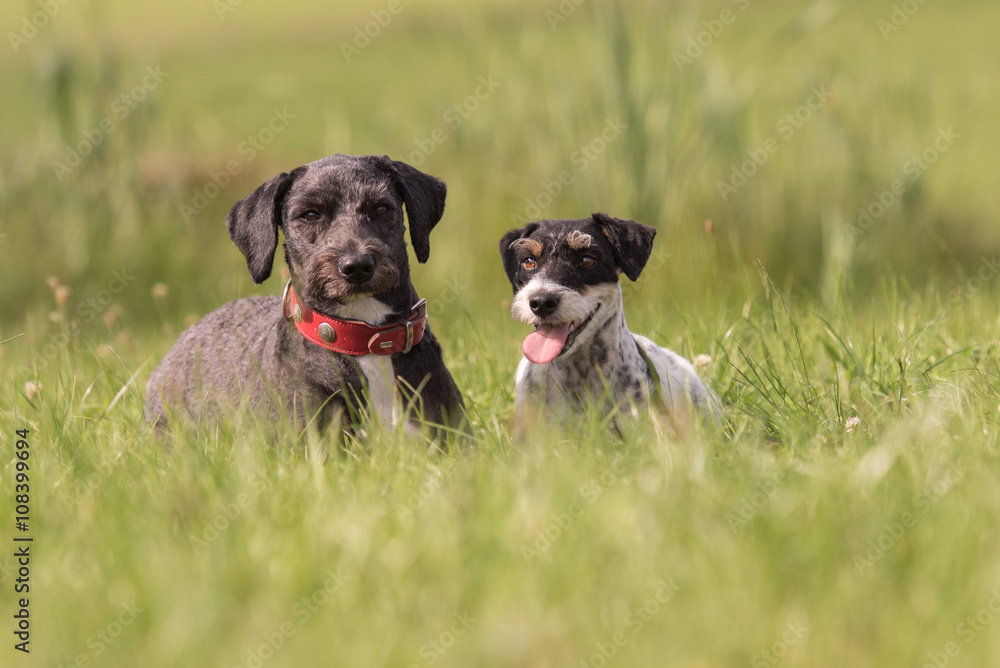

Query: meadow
left=2, top=0, right=1000, bottom=666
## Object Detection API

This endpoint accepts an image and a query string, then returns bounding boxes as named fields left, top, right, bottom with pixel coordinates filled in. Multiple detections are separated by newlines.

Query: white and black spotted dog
left=499, top=213, right=720, bottom=430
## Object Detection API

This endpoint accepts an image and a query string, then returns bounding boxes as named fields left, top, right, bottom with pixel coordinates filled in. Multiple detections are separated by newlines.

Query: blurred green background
left=2, top=1, right=1000, bottom=667
left=2, top=0, right=998, bottom=335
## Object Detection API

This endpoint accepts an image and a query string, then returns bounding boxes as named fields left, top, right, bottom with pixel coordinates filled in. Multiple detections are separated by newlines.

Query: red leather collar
left=282, top=281, right=427, bottom=356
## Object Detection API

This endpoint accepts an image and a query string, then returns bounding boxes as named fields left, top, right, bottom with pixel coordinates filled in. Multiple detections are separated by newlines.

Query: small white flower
left=24, top=381, right=40, bottom=400
left=693, top=354, right=712, bottom=371
left=845, top=416, right=861, bottom=433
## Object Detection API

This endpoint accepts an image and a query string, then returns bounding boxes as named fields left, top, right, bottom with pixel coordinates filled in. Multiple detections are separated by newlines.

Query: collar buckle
left=403, top=320, right=415, bottom=354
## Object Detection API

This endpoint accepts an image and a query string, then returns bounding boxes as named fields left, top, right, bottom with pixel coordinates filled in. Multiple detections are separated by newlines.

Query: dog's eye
left=522, top=257, right=537, bottom=270
left=580, top=256, right=596, bottom=268
left=374, top=205, right=388, bottom=215
left=301, top=210, right=321, bottom=222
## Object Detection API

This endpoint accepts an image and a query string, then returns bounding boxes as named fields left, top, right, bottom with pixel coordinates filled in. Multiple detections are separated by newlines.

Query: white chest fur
left=334, top=297, right=394, bottom=323
left=357, top=354, right=397, bottom=426
left=327, top=297, right=400, bottom=426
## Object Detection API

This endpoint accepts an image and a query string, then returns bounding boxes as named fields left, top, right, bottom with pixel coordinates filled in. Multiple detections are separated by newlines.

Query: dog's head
left=226, top=154, right=446, bottom=311
left=499, top=213, right=656, bottom=364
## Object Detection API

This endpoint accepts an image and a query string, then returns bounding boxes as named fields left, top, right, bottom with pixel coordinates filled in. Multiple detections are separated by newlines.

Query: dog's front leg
left=391, top=331, right=467, bottom=440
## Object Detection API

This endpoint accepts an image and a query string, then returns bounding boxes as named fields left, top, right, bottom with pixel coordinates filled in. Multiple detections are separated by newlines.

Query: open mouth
left=522, top=305, right=600, bottom=364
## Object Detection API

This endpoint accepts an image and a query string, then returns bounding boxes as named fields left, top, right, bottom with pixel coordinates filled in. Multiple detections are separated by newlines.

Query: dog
left=145, top=154, right=465, bottom=436
left=499, top=213, right=719, bottom=431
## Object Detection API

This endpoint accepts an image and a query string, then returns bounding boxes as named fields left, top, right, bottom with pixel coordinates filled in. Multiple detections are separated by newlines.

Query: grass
left=3, top=0, right=1000, bottom=666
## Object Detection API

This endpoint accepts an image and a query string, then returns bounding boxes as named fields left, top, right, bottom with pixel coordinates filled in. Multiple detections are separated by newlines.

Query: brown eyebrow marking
left=566, top=230, right=593, bottom=250
left=509, top=238, right=543, bottom=256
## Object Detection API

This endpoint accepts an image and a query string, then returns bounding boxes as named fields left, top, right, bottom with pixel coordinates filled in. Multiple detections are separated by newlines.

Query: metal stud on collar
left=317, top=322, right=336, bottom=343
left=292, top=304, right=302, bottom=323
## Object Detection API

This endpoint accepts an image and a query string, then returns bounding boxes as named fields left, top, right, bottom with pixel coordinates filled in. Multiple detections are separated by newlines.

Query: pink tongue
left=522, top=324, right=570, bottom=364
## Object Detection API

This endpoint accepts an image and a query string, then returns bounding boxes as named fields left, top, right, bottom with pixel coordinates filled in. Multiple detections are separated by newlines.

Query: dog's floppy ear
left=499, top=222, right=539, bottom=287
left=592, top=212, right=657, bottom=282
left=499, top=227, right=526, bottom=286
left=226, top=167, right=303, bottom=284
left=388, top=159, right=447, bottom=264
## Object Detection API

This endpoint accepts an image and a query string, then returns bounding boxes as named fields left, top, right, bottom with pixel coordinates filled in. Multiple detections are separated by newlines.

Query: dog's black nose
left=338, top=254, right=376, bottom=284
left=529, top=293, right=560, bottom=318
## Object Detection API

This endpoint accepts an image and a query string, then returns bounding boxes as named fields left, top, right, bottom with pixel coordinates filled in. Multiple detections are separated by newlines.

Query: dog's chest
left=357, top=354, right=397, bottom=425
left=516, top=326, right=646, bottom=417
left=337, top=297, right=399, bottom=425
